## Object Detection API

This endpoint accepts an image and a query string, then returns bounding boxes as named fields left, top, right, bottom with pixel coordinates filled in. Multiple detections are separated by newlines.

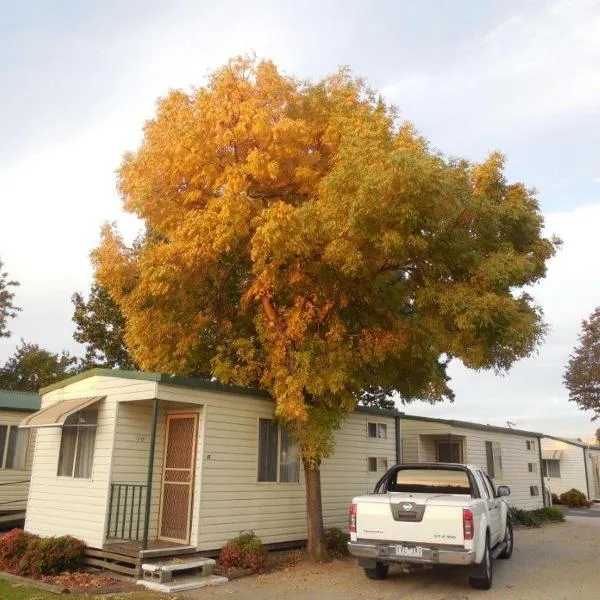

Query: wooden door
left=158, top=413, right=198, bottom=543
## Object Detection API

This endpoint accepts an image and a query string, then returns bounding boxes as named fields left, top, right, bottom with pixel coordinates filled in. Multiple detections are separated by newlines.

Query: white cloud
left=382, top=0, right=600, bottom=147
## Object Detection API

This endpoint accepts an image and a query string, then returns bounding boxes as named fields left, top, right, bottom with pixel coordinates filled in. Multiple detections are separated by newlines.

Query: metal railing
left=106, top=483, right=147, bottom=541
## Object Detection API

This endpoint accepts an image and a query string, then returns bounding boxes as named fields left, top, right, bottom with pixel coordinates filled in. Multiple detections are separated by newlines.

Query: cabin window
left=57, top=410, right=98, bottom=478
left=542, top=459, right=561, bottom=478
left=530, top=485, right=540, bottom=496
left=257, top=419, right=299, bottom=483
left=528, top=462, right=538, bottom=473
left=436, top=440, right=463, bottom=463
left=0, top=426, right=30, bottom=470
left=368, top=457, right=388, bottom=472
left=367, top=422, right=388, bottom=439
left=485, top=441, right=503, bottom=480
left=526, top=440, right=536, bottom=451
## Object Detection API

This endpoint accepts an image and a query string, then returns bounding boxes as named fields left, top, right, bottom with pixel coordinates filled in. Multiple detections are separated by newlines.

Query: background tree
left=359, top=387, right=401, bottom=411
left=94, top=57, right=558, bottom=559
left=72, top=283, right=137, bottom=370
left=564, top=307, right=600, bottom=419
left=0, top=258, right=20, bottom=338
left=595, top=427, right=600, bottom=444
left=0, top=340, right=78, bottom=392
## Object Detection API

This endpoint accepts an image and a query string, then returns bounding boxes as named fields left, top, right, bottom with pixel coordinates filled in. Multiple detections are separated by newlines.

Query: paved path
left=564, top=506, right=600, bottom=517
left=190, top=516, right=600, bottom=600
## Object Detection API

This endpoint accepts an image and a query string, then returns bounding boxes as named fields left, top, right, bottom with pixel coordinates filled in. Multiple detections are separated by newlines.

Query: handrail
left=105, top=483, right=147, bottom=541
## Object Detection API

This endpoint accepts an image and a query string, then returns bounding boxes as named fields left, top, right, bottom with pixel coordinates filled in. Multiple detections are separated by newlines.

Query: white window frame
left=0, top=425, right=30, bottom=470
left=367, top=456, right=388, bottom=472
left=485, top=441, right=503, bottom=480
left=257, top=419, right=300, bottom=483
left=528, top=462, right=538, bottom=474
left=436, top=439, right=463, bottom=463
left=543, top=459, right=561, bottom=478
left=57, top=410, right=98, bottom=479
left=367, top=422, right=388, bottom=439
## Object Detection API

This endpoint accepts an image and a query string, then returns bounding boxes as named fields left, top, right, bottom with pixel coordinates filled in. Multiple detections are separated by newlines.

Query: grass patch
left=0, top=577, right=161, bottom=599
left=509, top=506, right=566, bottom=527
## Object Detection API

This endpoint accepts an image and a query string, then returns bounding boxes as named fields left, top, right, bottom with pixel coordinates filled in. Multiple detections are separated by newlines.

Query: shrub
left=218, top=531, right=267, bottom=573
left=551, top=493, right=561, bottom=505
left=559, top=488, right=588, bottom=508
left=0, top=530, right=85, bottom=577
left=324, top=527, right=350, bottom=558
left=509, top=506, right=566, bottom=527
left=18, top=535, right=86, bottom=577
left=0, top=529, right=38, bottom=572
left=531, top=507, right=565, bottom=523
left=508, top=506, right=542, bottom=527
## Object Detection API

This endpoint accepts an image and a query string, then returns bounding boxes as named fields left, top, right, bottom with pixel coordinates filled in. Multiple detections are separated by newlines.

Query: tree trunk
left=303, top=457, right=328, bottom=561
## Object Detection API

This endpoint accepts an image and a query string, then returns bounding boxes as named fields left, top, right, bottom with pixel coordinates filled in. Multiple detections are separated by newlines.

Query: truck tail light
left=349, top=503, right=357, bottom=533
left=463, top=508, right=474, bottom=541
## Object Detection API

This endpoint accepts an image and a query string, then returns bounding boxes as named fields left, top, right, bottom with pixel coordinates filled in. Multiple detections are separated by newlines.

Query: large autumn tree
left=564, top=307, right=600, bottom=419
left=94, top=57, right=557, bottom=559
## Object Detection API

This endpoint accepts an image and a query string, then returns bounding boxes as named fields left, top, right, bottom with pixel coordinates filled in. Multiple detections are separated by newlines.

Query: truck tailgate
left=356, top=493, right=467, bottom=546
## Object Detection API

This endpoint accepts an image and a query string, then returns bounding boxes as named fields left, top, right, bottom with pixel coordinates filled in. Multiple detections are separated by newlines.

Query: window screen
left=258, top=419, right=278, bottom=482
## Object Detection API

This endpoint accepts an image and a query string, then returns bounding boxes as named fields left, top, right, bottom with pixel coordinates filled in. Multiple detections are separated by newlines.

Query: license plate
left=394, top=545, right=424, bottom=558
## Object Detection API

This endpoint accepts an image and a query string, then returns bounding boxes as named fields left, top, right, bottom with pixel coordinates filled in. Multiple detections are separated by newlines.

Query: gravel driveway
left=190, top=515, right=600, bottom=600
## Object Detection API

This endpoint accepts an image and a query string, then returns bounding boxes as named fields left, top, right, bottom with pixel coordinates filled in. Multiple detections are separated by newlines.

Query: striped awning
left=19, top=396, right=104, bottom=428
left=542, top=449, right=562, bottom=460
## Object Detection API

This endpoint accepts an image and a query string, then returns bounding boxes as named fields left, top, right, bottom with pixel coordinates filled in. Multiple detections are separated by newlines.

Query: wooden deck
left=86, top=541, right=197, bottom=578
left=103, top=540, right=196, bottom=558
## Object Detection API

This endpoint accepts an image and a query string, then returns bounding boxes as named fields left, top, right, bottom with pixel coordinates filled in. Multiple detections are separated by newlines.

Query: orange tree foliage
left=94, top=56, right=558, bottom=556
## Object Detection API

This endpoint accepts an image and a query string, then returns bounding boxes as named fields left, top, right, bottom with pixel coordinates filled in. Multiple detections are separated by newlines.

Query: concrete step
left=137, top=573, right=228, bottom=593
left=142, top=556, right=216, bottom=583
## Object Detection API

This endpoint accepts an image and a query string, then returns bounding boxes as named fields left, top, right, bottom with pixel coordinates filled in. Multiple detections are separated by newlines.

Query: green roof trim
left=39, top=368, right=271, bottom=399
left=0, top=389, right=41, bottom=412
left=401, top=413, right=543, bottom=438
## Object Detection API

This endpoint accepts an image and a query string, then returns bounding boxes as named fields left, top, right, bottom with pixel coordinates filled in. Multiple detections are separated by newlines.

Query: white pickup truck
left=348, top=463, right=513, bottom=590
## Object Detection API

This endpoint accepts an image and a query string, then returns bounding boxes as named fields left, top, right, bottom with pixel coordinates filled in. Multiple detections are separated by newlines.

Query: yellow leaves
left=94, top=54, right=558, bottom=464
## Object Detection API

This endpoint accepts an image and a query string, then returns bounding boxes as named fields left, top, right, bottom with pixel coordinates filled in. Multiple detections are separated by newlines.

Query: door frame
left=157, top=412, right=199, bottom=544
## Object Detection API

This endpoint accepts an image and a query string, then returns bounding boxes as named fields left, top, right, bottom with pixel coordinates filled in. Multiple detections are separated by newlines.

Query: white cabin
left=23, top=370, right=400, bottom=552
left=400, top=415, right=546, bottom=510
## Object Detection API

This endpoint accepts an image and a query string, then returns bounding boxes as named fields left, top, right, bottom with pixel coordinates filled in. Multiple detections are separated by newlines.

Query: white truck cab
left=348, top=463, right=513, bottom=590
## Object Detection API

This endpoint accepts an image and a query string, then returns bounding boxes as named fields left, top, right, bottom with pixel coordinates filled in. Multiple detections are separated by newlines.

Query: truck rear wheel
left=469, top=533, right=492, bottom=590
left=364, top=562, right=389, bottom=580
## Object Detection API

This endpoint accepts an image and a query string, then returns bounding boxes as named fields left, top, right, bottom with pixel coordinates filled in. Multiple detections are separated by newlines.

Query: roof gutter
left=395, top=415, right=402, bottom=464
left=537, top=435, right=547, bottom=507
left=583, top=446, right=591, bottom=500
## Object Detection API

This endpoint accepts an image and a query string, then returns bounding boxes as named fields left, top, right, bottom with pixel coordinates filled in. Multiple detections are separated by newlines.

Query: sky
left=1, top=0, right=599, bottom=438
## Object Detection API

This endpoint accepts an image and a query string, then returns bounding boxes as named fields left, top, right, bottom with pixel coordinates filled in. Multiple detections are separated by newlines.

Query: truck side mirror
left=497, top=485, right=511, bottom=497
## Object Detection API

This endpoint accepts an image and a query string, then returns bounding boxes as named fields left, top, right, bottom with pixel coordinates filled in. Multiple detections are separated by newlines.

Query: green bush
left=218, top=531, right=267, bottom=573
left=0, top=530, right=85, bottom=577
left=559, top=488, right=588, bottom=508
left=508, top=506, right=566, bottom=527
left=324, top=527, right=350, bottom=558
left=551, top=493, right=561, bottom=505
left=531, top=507, right=565, bottom=523
left=18, top=535, right=86, bottom=577
left=508, top=506, right=542, bottom=527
